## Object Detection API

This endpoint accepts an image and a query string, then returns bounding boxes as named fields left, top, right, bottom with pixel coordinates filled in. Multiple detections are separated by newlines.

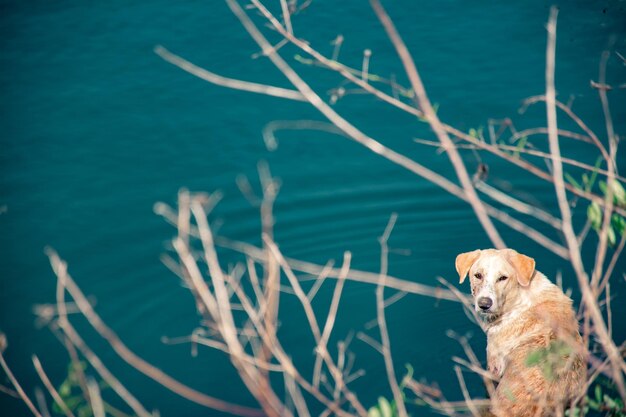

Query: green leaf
left=613, top=215, right=626, bottom=237
left=565, top=406, right=580, bottom=417
left=68, top=361, right=87, bottom=384
left=586, top=157, right=603, bottom=192
left=378, top=397, right=393, bottom=417
left=525, top=350, right=543, bottom=366
left=390, top=401, right=398, bottom=417
left=399, top=364, right=413, bottom=390
left=607, top=226, right=616, bottom=247
left=554, top=343, right=572, bottom=356
left=513, top=136, right=527, bottom=158
left=600, top=180, right=626, bottom=207
left=588, top=399, right=600, bottom=410
left=565, top=173, right=582, bottom=190
left=503, top=387, right=516, bottom=402
left=582, top=173, right=589, bottom=187
left=604, top=394, right=617, bottom=409
left=611, top=180, right=626, bottom=206
left=368, top=408, right=382, bottom=417
left=588, top=202, right=603, bottom=230
left=542, top=362, right=554, bottom=380
left=404, top=364, right=414, bottom=380
left=595, top=384, right=603, bottom=403
left=64, top=395, right=83, bottom=410
left=59, top=381, right=71, bottom=397
left=78, top=405, right=93, bottom=417
left=52, top=402, right=64, bottom=414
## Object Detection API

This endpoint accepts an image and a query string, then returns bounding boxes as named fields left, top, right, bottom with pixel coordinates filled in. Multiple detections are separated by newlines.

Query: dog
left=456, top=248, right=585, bottom=417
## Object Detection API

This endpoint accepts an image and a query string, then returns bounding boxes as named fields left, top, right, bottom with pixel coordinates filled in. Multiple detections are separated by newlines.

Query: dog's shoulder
left=525, top=272, right=579, bottom=334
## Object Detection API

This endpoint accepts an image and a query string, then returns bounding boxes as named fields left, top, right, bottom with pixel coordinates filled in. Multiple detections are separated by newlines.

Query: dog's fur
left=456, top=248, right=585, bottom=417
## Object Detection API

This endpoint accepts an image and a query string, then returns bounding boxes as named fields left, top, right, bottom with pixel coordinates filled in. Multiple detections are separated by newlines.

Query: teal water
left=1, top=1, right=625, bottom=415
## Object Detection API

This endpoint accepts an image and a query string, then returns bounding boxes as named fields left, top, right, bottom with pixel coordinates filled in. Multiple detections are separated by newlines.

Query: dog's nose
left=478, top=297, right=493, bottom=311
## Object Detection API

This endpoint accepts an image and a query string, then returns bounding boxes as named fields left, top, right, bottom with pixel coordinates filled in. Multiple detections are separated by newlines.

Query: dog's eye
left=474, top=273, right=483, bottom=280
left=498, top=275, right=508, bottom=282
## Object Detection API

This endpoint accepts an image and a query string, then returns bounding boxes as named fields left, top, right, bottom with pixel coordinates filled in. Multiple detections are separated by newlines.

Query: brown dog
left=456, top=249, right=585, bottom=417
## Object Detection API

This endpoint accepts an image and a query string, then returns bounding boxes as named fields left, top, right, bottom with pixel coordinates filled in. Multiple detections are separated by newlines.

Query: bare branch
left=86, top=378, right=106, bottom=417
left=217, top=236, right=464, bottom=301
left=0, top=334, right=43, bottom=417
left=475, top=180, right=562, bottom=229
left=454, top=366, right=481, bottom=417
left=263, top=236, right=368, bottom=417
left=57, top=311, right=153, bottom=417
left=154, top=45, right=305, bottom=102
left=590, top=48, right=619, bottom=293
left=376, top=214, right=408, bottom=417
left=279, top=0, right=293, bottom=34
left=32, top=355, right=77, bottom=417
left=314, top=252, right=351, bottom=388
left=370, top=0, right=505, bottom=250
left=44, top=248, right=266, bottom=417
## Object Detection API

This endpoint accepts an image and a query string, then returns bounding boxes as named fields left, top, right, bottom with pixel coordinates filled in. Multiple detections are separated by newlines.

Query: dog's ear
left=455, top=250, right=481, bottom=284
left=507, top=250, right=535, bottom=287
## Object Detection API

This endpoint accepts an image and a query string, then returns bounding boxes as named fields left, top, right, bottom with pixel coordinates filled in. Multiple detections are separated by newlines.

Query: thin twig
left=447, top=331, right=497, bottom=398
left=279, top=0, right=293, bottom=34
left=227, top=0, right=569, bottom=257
left=34, top=388, right=51, bottom=417
left=188, top=200, right=288, bottom=417
left=216, top=236, right=464, bottom=301
left=45, top=249, right=265, bottom=417
left=370, top=0, right=505, bottom=250
left=314, top=252, right=351, bottom=388
left=0, top=334, right=43, bottom=417
left=590, top=48, right=618, bottom=293
left=356, top=332, right=383, bottom=355
left=475, top=180, right=562, bottom=229
left=263, top=235, right=368, bottom=417
left=49, top=251, right=92, bottom=408
left=522, top=95, right=611, bottom=163
left=454, top=366, right=481, bottom=417
left=58, top=314, right=153, bottom=417
left=376, top=214, right=408, bottom=417
left=266, top=5, right=626, bottom=219
left=32, top=355, right=77, bottom=417
left=598, top=233, right=626, bottom=294
left=0, top=384, right=19, bottom=398
left=154, top=46, right=305, bottom=102
left=86, top=378, right=106, bottom=417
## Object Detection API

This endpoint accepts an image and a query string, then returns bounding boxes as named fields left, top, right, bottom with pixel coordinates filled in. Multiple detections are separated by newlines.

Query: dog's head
left=455, top=249, right=536, bottom=320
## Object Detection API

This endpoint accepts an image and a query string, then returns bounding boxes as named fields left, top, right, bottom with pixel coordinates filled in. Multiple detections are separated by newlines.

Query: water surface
left=1, top=1, right=625, bottom=415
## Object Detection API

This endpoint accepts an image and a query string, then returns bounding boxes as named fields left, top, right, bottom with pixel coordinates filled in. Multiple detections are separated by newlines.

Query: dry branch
left=44, top=248, right=266, bottom=417
left=0, top=334, right=43, bottom=417
left=375, top=213, right=408, bottom=417
left=32, top=355, right=77, bottom=417
left=370, top=0, right=505, bottom=250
